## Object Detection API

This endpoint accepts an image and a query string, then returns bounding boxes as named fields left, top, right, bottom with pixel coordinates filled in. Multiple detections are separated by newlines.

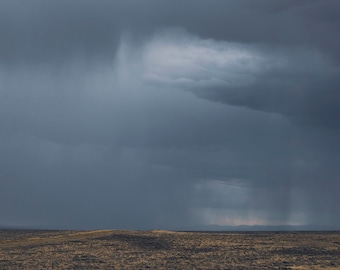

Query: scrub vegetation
left=1, top=230, right=340, bottom=269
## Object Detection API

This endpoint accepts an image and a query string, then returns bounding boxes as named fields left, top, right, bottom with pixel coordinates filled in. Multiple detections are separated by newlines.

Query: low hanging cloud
left=125, top=30, right=340, bottom=129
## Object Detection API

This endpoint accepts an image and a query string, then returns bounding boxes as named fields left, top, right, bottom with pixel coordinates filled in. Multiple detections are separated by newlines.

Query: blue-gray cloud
left=0, top=0, right=339, bottom=230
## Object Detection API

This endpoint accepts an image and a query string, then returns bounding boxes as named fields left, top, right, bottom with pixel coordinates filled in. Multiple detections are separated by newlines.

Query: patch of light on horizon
left=194, top=179, right=309, bottom=227
left=198, top=208, right=307, bottom=227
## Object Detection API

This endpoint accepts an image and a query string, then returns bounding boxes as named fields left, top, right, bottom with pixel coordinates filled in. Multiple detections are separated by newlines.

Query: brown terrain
left=1, top=229, right=340, bottom=269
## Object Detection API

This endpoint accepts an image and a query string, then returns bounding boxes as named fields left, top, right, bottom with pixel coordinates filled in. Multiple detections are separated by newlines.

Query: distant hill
left=1, top=224, right=339, bottom=232
left=179, top=224, right=340, bottom=232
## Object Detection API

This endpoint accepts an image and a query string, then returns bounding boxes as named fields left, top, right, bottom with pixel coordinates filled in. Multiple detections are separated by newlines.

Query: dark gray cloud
left=0, top=0, right=340, bottom=229
left=196, top=56, right=340, bottom=129
left=0, top=0, right=201, bottom=64
left=2, top=0, right=339, bottom=62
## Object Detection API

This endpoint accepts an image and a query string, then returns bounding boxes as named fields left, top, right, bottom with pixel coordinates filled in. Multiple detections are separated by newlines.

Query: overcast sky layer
left=1, top=0, right=340, bottom=230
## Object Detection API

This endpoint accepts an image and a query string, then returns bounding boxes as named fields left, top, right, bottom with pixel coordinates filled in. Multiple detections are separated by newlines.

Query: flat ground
left=1, top=230, right=340, bottom=269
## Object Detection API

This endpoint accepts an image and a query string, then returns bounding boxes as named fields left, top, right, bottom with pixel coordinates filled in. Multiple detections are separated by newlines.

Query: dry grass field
left=1, top=229, right=340, bottom=269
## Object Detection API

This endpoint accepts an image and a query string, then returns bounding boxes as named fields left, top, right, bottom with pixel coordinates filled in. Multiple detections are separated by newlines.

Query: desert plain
left=1, top=229, right=340, bottom=269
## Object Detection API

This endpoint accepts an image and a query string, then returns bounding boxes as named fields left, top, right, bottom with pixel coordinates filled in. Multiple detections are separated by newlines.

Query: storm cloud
left=0, top=0, right=339, bottom=229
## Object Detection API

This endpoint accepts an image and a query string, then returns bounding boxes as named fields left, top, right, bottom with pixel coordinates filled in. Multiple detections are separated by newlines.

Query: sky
left=0, top=0, right=340, bottom=230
